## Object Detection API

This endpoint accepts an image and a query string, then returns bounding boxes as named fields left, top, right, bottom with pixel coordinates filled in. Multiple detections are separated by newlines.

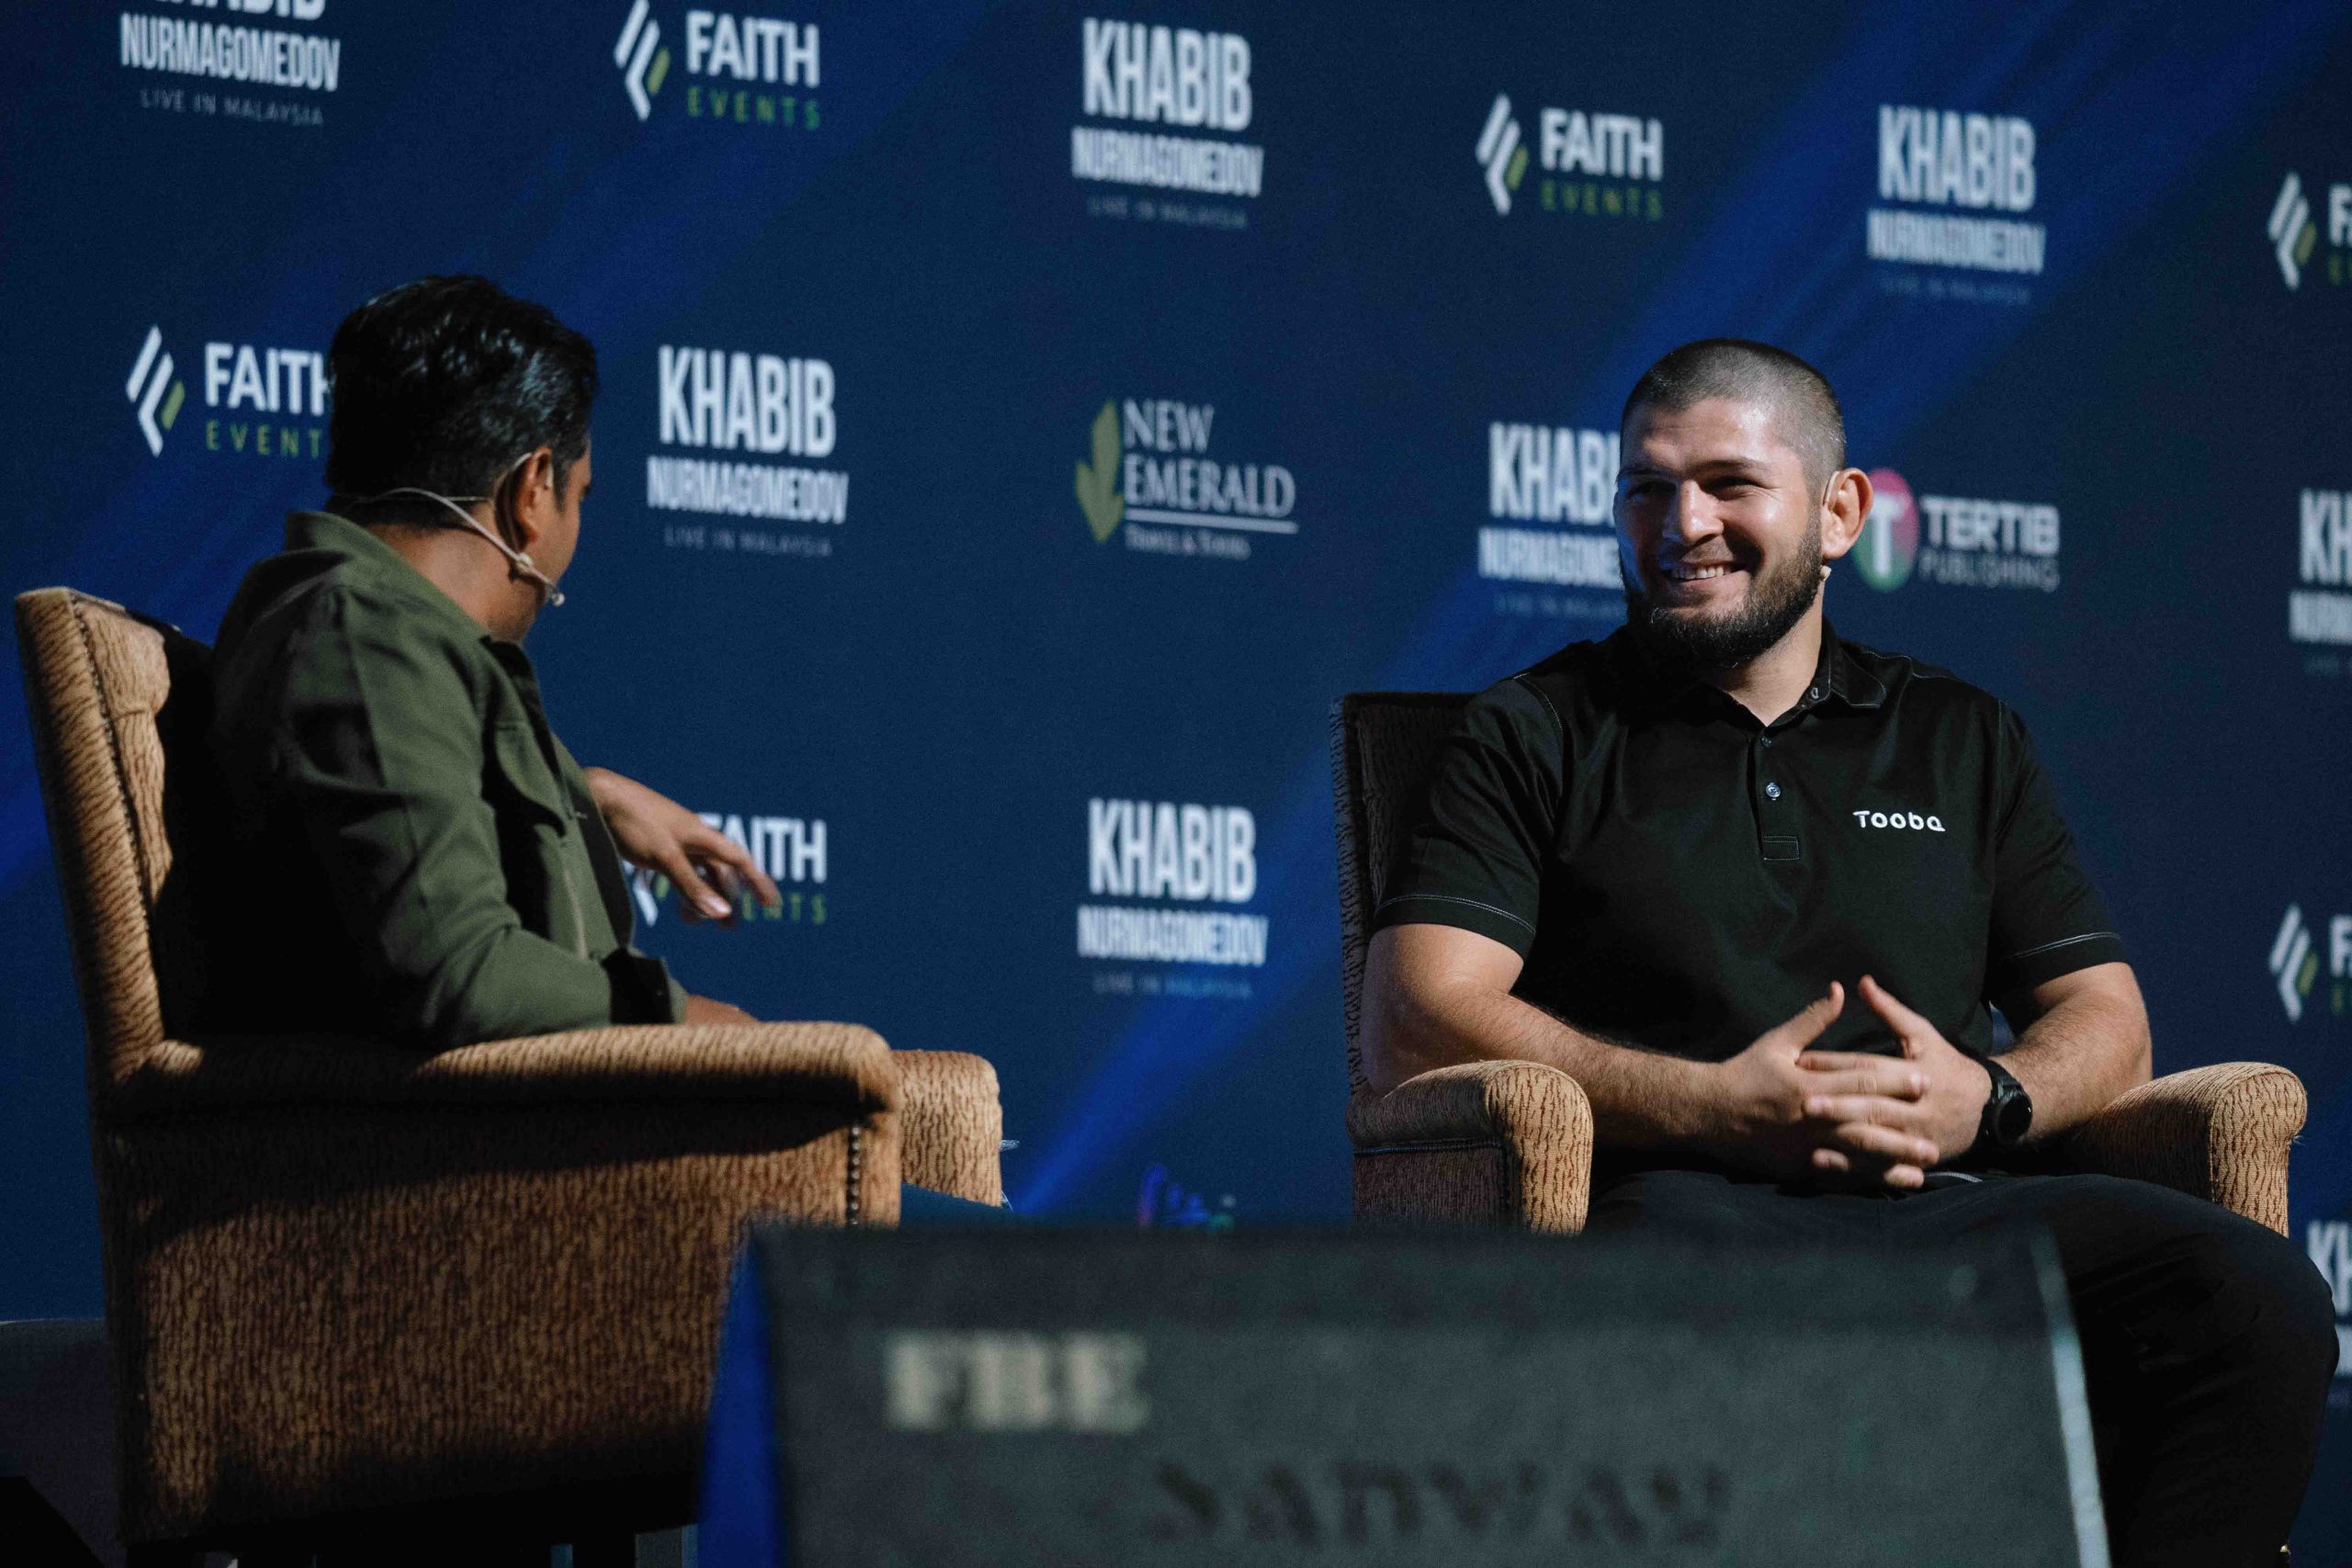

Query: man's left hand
left=1795, top=975, right=1991, bottom=1171
left=582, top=767, right=783, bottom=924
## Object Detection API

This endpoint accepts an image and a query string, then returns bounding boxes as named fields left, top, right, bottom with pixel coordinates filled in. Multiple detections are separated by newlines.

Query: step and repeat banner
left=3, top=0, right=2348, bottom=1543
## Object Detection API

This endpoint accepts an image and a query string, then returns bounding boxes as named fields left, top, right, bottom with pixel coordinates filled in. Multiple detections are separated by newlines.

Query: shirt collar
left=1605, top=618, right=1887, bottom=716
left=1819, top=626, right=1888, bottom=709
left=284, top=510, right=500, bottom=649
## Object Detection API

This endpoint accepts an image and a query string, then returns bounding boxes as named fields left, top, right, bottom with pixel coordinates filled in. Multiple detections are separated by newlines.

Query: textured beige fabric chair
left=16, top=587, right=1004, bottom=1561
left=1330, top=691, right=2304, bottom=1236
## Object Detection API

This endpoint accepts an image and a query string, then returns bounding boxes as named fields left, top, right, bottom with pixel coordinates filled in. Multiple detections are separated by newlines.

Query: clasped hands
left=1707, top=976, right=1994, bottom=1191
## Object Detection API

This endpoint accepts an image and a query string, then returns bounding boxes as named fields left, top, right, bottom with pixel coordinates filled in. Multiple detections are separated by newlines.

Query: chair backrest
left=1328, top=692, right=1472, bottom=1094
left=16, top=589, right=222, bottom=1112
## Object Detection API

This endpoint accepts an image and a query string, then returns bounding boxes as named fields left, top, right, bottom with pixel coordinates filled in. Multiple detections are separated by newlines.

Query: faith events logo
left=613, top=3, right=820, bottom=130
left=123, top=325, right=327, bottom=462
left=1072, top=398, right=1297, bottom=561
left=1480, top=421, right=1621, bottom=592
left=2268, top=171, right=2349, bottom=291
left=646, top=344, right=846, bottom=560
left=1476, top=92, right=1662, bottom=223
left=119, top=0, right=343, bottom=129
left=125, top=328, right=186, bottom=457
left=2268, top=903, right=2352, bottom=1023
left=628, top=809, right=828, bottom=928
left=1851, top=468, right=2057, bottom=593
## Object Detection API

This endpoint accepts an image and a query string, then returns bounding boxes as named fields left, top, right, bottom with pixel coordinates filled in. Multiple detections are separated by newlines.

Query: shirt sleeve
left=273, top=590, right=663, bottom=1046
left=1984, top=704, right=2129, bottom=997
left=1367, top=676, right=1565, bottom=955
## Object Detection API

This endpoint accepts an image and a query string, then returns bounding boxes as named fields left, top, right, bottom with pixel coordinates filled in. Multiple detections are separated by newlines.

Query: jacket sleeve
left=272, top=590, right=662, bottom=1046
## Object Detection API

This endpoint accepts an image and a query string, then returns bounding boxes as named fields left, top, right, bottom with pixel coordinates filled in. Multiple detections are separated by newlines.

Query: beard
left=1622, top=521, right=1824, bottom=672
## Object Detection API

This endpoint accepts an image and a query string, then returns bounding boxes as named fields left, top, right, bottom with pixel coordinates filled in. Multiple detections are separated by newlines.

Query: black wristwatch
left=1965, top=1050, right=2034, bottom=1159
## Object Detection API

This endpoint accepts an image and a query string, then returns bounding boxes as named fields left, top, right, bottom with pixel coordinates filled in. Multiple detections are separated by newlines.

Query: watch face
left=1995, top=1087, right=2033, bottom=1144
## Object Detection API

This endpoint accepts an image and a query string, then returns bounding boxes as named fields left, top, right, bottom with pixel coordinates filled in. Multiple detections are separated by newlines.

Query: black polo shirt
left=1372, top=624, right=2125, bottom=1061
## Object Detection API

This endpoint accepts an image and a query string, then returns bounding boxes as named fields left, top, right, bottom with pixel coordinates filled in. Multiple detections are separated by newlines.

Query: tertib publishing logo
left=124, top=325, right=326, bottom=461
left=1855, top=468, right=1918, bottom=590
left=1072, top=397, right=1297, bottom=560
left=614, top=3, right=819, bottom=130
left=1477, top=92, right=1662, bottom=222
left=1853, top=468, right=2056, bottom=593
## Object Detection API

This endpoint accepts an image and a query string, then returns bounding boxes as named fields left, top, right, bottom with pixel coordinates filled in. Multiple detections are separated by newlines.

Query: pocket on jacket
left=486, top=720, right=572, bottom=831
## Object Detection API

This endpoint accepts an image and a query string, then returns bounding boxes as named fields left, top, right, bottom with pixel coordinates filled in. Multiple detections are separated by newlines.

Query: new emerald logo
left=1075, top=401, right=1125, bottom=542
left=126, top=326, right=185, bottom=457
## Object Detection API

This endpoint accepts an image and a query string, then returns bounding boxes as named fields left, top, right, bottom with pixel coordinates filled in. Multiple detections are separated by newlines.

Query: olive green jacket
left=209, top=511, right=684, bottom=1047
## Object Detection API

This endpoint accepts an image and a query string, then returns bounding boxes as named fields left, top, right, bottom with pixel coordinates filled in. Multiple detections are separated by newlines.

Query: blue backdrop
left=5, top=0, right=2348, bottom=1549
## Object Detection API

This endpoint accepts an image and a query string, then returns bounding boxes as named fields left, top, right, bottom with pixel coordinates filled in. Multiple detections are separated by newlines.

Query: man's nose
left=1663, top=480, right=1724, bottom=547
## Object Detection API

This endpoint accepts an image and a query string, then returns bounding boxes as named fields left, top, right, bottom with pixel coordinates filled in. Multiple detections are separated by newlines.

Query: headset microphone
left=343, top=455, right=567, bottom=607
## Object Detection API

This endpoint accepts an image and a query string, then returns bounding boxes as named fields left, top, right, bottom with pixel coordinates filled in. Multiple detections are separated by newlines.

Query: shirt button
left=1759, top=735, right=1774, bottom=747
left=1765, top=782, right=1782, bottom=800
left=1808, top=687, right=1823, bottom=701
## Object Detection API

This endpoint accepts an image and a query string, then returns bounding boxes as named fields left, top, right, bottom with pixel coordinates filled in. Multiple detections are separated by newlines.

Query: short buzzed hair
left=1621, top=338, right=1846, bottom=492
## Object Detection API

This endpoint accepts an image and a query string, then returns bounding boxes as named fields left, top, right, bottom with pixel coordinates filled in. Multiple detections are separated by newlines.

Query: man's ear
left=503, top=446, right=560, bottom=554
left=1817, top=467, right=1873, bottom=562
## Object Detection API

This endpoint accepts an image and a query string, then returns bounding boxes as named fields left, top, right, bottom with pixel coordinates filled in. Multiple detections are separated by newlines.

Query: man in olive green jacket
left=211, top=276, right=774, bottom=1048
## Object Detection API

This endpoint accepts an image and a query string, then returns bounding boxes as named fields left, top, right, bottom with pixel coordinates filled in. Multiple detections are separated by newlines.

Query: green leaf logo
left=1075, top=400, right=1125, bottom=543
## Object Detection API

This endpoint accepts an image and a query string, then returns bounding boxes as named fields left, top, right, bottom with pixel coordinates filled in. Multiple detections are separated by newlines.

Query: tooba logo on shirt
left=1853, top=468, right=2058, bottom=593
left=1850, top=807, right=1946, bottom=833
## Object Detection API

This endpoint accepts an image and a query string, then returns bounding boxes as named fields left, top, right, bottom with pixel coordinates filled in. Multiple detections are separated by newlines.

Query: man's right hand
left=682, top=992, right=759, bottom=1026
left=1700, top=983, right=1940, bottom=1190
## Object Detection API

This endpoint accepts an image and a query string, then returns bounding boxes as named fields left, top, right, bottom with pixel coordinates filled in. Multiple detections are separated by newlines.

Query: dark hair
left=1621, top=338, right=1845, bottom=491
left=323, top=275, right=598, bottom=501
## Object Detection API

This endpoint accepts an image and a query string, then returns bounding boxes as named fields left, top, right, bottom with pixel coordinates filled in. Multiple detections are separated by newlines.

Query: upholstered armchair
left=16, top=588, right=1003, bottom=1562
left=1329, top=692, right=2305, bottom=1236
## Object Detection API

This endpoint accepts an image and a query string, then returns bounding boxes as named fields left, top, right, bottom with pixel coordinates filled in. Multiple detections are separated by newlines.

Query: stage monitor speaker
left=699, top=1226, right=2106, bottom=1567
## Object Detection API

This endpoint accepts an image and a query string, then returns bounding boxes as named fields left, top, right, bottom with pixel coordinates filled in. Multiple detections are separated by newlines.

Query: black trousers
left=1585, top=1165, right=2338, bottom=1568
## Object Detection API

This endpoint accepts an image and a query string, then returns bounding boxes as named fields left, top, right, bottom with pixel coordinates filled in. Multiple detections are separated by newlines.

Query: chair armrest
left=2064, top=1062, right=2305, bottom=1235
left=1347, top=1061, right=1594, bottom=1232
left=889, top=1050, right=1005, bottom=1205
left=107, top=1021, right=897, bottom=1122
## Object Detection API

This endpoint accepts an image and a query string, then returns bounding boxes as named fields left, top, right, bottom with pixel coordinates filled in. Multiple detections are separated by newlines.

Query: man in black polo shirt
left=1364, top=339, right=2335, bottom=1567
